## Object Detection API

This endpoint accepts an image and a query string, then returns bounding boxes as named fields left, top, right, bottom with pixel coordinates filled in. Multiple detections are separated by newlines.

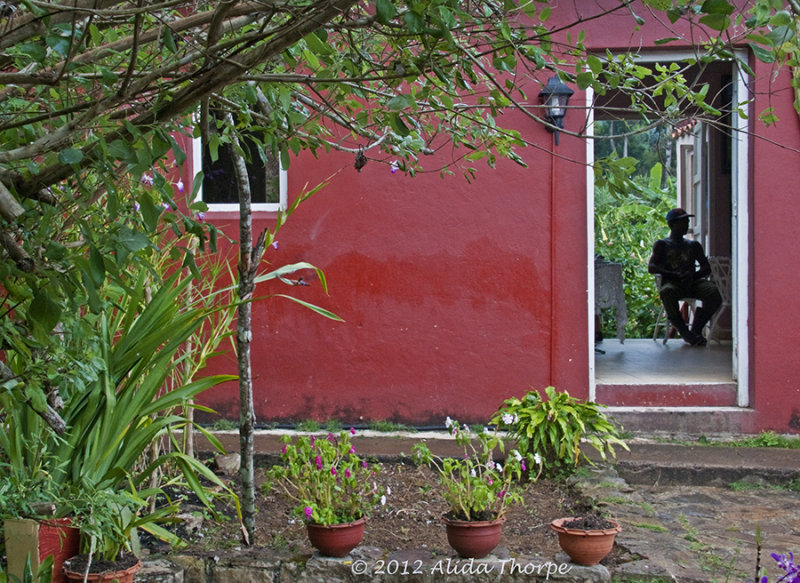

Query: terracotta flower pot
left=550, top=517, right=622, bottom=566
left=3, top=517, right=80, bottom=583
left=442, top=515, right=506, bottom=559
left=63, top=555, right=142, bottom=583
left=306, top=516, right=367, bottom=557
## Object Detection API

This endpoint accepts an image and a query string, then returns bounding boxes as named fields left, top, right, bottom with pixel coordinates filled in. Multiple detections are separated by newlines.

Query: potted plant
left=550, top=514, right=622, bottom=566
left=265, top=429, right=387, bottom=557
left=0, top=478, right=80, bottom=583
left=1, top=264, right=239, bottom=580
left=0, top=446, right=81, bottom=583
left=61, top=488, right=146, bottom=583
left=490, top=386, right=629, bottom=478
left=412, top=418, right=542, bottom=559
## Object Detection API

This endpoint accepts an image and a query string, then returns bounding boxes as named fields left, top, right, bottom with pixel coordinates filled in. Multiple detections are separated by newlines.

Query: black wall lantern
left=539, top=75, right=574, bottom=145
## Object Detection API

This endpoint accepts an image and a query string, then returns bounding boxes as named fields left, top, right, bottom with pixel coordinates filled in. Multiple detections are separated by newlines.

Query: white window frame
left=191, top=130, right=287, bottom=213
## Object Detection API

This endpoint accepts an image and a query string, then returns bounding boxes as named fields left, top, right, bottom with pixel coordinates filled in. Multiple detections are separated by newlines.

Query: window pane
left=201, top=122, right=280, bottom=204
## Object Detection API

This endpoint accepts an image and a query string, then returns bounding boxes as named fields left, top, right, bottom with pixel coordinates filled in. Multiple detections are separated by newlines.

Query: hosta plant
left=412, top=418, right=542, bottom=522
left=264, top=429, right=386, bottom=526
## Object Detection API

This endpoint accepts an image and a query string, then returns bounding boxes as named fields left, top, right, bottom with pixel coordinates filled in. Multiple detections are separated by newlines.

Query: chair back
left=708, top=256, right=731, bottom=304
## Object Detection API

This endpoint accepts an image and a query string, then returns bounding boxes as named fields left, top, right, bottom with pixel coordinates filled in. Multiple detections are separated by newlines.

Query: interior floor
left=595, top=338, right=734, bottom=385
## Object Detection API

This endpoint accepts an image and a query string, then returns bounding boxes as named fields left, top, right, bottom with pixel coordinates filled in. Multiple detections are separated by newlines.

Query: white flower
left=534, top=453, right=543, bottom=465
left=512, top=450, right=522, bottom=461
left=176, top=178, right=184, bottom=192
left=470, top=468, right=477, bottom=477
left=380, top=495, right=387, bottom=506
left=483, top=427, right=491, bottom=435
left=495, top=463, right=502, bottom=472
left=445, top=416, right=454, bottom=428
left=386, top=486, right=391, bottom=496
left=502, top=413, right=515, bottom=425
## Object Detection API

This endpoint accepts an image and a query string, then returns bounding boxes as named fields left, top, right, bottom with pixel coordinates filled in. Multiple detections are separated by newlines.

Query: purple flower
left=362, top=460, right=368, bottom=468
left=272, top=241, right=279, bottom=249
left=327, top=433, right=335, bottom=443
left=176, top=178, right=184, bottom=192
left=350, top=427, right=356, bottom=435
left=141, top=174, right=154, bottom=186
left=309, top=436, right=315, bottom=446
left=315, top=455, right=323, bottom=470
left=498, top=490, right=506, bottom=499
left=281, top=444, right=287, bottom=454
left=521, top=461, right=527, bottom=471
left=349, top=446, right=356, bottom=454
left=194, top=211, right=205, bottom=222
left=390, top=161, right=399, bottom=174
left=330, top=467, right=337, bottom=476
left=304, top=506, right=313, bottom=519
left=345, top=469, right=351, bottom=478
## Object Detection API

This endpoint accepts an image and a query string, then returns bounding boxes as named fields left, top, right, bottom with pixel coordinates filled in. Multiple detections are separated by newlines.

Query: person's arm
left=692, top=242, right=712, bottom=280
left=648, top=240, right=667, bottom=275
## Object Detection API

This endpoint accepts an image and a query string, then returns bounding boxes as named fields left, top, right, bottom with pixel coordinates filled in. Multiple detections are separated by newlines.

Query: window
left=192, top=114, right=286, bottom=212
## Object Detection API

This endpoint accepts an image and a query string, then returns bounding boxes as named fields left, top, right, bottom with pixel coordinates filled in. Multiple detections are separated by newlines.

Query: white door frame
left=587, top=50, right=750, bottom=407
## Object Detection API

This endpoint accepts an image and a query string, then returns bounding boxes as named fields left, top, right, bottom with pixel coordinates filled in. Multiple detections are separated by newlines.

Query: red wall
left=749, top=65, right=800, bottom=432
left=189, top=0, right=800, bottom=432
left=193, top=99, right=589, bottom=425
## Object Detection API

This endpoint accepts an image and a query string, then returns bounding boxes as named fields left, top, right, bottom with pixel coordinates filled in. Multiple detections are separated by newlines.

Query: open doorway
left=587, top=52, right=749, bottom=408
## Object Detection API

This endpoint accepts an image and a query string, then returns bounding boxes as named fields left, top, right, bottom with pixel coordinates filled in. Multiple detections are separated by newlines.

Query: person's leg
left=689, top=280, right=723, bottom=337
left=659, top=282, right=684, bottom=323
left=660, top=283, right=703, bottom=344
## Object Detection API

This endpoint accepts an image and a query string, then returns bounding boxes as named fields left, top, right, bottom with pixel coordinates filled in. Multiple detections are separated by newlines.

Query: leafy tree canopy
left=0, top=0, right=797, bottom=427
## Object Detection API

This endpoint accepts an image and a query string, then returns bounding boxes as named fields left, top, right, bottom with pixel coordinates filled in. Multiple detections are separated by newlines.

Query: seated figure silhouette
left=648, top=208, right=722, bottom=346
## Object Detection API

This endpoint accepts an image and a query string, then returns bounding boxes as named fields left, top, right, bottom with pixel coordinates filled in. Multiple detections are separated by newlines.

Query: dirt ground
left=160, top=461, right=621, bottom=564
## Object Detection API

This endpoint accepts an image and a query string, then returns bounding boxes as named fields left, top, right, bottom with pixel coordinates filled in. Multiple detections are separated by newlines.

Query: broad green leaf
left=376, top=0, right=397, bottom=24
left=117, top=227, right=151, bottom=252
left=577, top=71, right=595, bottom=90
left=29, top=291, right=62, bottom=335
left=701, top=0, right=734, bottom=14
left=88, top=244, right=106, bottom=286
left=58, top=148, right=84, bottom=165
left=304, top=31, right=333, bottom=55
left=699, top=13, right=730, bottom=31
left=749, top=43, right=775, bottom=64
left=388, top=112, right=411, bottom=136
left=386, top=94, right=416, bottom=111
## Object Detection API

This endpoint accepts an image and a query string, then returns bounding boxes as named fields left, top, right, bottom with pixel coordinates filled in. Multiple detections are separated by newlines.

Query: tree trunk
left=226, top=112, right=263, bottom=544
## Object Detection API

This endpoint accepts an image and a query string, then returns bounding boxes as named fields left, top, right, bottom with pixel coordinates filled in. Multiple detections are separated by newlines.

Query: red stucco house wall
left=185, top=1, right=800, bottom=434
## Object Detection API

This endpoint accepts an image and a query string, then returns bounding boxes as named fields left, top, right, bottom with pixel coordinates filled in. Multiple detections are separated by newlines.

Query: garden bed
left=149, top=461, right=629, bottom=567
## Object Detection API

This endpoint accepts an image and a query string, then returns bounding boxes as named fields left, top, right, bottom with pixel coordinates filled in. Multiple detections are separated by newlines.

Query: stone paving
left=576, top=443, right=800, bottom=582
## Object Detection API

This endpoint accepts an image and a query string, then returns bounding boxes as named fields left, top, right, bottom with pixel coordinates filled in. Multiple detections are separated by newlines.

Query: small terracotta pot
left=442, top=515, right=506, bottom=559
left=306, top=516, right=367, bottom=557
left=550, top=517, right=622, bottom=566
left=63, top=557, right=142, bottom=583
